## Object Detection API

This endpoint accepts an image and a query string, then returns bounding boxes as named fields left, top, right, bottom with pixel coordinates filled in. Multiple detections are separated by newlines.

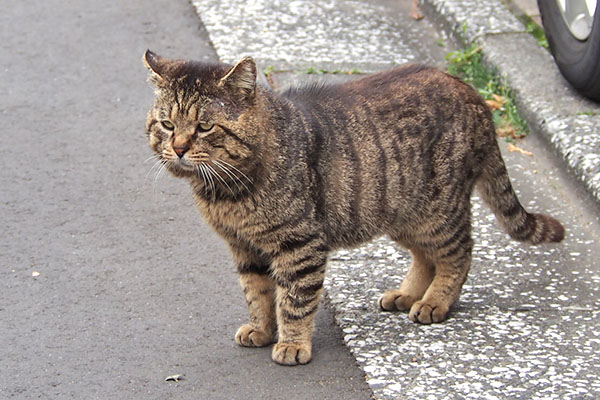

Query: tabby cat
left=143, top=50, right=564, bottom=366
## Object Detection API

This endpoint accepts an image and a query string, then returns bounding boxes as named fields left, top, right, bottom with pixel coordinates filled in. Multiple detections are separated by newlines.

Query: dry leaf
left=496, top=127, right=516, bottom=138
left=165, top=374, right=184, bottom=382
left=486, top=100, right=504, bottom=111
left=411, top=0, right=424, bottom=20
left=507, top=143, right=533, bottom=156
left=492, top=94, right=505, bottom=104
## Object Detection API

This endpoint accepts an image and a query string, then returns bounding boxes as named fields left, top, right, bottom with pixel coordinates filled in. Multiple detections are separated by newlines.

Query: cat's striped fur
left=143, top=51, right=564, bottom=365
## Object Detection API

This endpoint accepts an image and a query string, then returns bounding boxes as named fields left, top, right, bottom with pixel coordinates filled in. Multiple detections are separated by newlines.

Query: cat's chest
left=197, top=197, right=270, bottom=242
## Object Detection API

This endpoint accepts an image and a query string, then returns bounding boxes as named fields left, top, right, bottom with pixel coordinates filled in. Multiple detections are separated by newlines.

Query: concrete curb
left=422, top=0, right=600, bottom=205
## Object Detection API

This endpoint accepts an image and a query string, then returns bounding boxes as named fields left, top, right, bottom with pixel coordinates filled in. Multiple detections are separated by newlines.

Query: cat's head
left=143, top=50, right=261, bottom=196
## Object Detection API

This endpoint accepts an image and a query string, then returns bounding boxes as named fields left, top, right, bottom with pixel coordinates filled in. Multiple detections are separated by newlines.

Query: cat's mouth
left=174, top=158, right=196, bottom=171
left=159, top=155, right=196, bottom=174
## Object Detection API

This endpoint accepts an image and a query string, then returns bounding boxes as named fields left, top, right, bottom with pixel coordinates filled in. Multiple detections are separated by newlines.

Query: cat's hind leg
left=408, top=230, right=473, bottom=324
left=378, top=246, right=434, bottom=312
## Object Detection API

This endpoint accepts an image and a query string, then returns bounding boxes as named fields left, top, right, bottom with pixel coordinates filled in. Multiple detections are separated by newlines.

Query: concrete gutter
left=422, top=0, right=600, bottom=205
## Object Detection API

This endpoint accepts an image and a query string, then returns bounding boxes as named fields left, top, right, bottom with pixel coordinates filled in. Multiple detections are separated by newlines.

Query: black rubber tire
left=538, top=0, right=600, bottom=101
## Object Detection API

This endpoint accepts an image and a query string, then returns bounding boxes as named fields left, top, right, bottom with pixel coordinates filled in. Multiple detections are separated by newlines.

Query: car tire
left=538, top=0, right=600, bottom=101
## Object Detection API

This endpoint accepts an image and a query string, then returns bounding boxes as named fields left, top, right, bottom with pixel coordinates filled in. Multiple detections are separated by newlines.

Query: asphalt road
left=0, top=1, right=371, bottom=398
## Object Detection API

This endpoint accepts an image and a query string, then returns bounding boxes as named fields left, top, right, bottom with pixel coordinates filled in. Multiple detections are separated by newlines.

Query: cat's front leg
left=270, top=235, right=328, bottom=365
left=231, top=244, right=276, bottom=348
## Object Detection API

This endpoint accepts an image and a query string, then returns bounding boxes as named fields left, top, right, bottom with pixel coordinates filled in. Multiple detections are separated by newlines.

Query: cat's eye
left=197, top=122, right=214, bottom=133
left=160, top=120, right=175, bottom=131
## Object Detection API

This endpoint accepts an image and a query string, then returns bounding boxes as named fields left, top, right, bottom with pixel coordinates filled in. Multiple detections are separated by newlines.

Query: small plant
left=525, top=20, right=549, bottom=49
left=577, top=110, right=600, bottom=116
left=263, top=65, right=275, bottom=77
left=446, top=43, right=529, bottom=140
left=514, top=13, right=550, bottom=50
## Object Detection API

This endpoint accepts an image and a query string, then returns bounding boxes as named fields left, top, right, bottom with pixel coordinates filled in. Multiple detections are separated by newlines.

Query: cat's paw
left=272, top=341, right=312, bottom=365
left=378, top=290, right=418, bottom=311
left=235, top=324, right=273, bottom=347
left=408, top=300, right=450, bottom=324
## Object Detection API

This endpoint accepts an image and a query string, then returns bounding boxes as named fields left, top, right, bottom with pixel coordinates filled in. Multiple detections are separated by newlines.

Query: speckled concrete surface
left=191, top=0, right=449, bottom=71
left=191, top=1, right=600, bottom=398
left=422, top=0, right=524, bottom=38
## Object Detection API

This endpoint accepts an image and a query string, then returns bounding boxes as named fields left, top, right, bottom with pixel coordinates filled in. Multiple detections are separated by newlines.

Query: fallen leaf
left=486, top=99, right=504, bottom=111
left=507, top=143, right=533, bottom=156
left=492, top=94, right=505, bottom=104
left=165, top=374, right=184, bottom=382
left=496, top=126, right=516, bottom=138
left=411, top=0, right=424, bottom=20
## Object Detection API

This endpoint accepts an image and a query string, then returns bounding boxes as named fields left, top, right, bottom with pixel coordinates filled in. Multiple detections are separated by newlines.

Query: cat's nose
left=173, top=144, right=190, bottom=158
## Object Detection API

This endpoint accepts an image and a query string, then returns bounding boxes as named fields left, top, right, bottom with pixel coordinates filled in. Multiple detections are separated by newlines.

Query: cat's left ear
left=218, top=57, right=257, bottom=99
left=143, top=49, right=167, bottom=86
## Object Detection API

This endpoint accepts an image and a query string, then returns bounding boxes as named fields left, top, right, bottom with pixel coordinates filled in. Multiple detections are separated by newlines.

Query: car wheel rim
left=557, top=0, right=597, bottom=40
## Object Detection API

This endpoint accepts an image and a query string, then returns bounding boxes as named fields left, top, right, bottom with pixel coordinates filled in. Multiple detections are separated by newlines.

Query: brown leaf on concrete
left=492, top=94, right=505, bottom=104
left=165, top=374, right=184, bottom=382
left=497, top=126, right=516, bottom=138
left=411, top=0, right=424, bottom=20
left=486, top=99, right=504, bottom=111
left=507, top=143, right=533, bottom=156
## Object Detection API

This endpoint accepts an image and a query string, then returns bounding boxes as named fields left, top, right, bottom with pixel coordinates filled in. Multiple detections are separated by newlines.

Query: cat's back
left=280, top=63, right=491, bottom=153
left=283, top=64, right=480, bottom=110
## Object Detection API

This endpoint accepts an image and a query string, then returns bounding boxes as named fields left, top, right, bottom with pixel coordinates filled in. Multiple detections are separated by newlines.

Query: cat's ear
left=143, top=50, right=167, bottom=86
left=218, top=57, right=257, bottom=99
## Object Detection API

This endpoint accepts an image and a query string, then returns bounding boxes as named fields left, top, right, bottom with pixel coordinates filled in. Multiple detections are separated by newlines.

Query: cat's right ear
left=218, top=57, right=257, bottom=100
left=143, top=50, right=166, bottom=86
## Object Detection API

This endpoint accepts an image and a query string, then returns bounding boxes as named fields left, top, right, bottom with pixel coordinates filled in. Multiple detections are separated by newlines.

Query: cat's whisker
left=154, top=159, right=169, bottom=187
left=145, top=158, right=161, bottom=178
left=217, top=159, right=253, bottom=186
left=206, top=163, right=235, bottom=197
left=208, top=166, right=218, bottom=201
left=145, top=158, right=166, bottom=186
left=144, top=153, right=160, bottom=163
left=213, top=161, right=242, bottom=192
left=201, top=162, right=216, bottom=199
left=213, top=160, right=247, bottom=193
left=196, top=164, right=209, bottom=197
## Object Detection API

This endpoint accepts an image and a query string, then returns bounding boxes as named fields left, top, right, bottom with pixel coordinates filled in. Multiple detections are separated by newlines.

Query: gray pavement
left=0, top=1, right=370, bottom=399
left=191, top=0, right=600, bottom=399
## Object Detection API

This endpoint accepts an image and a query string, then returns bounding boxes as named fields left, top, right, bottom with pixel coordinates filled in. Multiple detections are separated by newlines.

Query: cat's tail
left=476, top=145, right=565, bottom=245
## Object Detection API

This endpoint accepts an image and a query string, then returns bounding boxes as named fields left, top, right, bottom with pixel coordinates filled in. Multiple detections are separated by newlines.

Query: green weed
left=446, top=43, right=529, bottom=140
left=513, top=11, right=549, bottom=50
left=263, top=65, right=275, bottom=77
left=526, top=21, right=549, bottom=49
